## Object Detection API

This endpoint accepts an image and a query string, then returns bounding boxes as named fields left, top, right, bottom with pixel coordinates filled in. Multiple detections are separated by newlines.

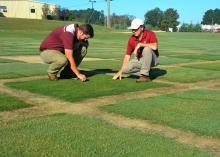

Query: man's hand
left=113, top=71, right=122, bottom=80
left=77, top=73, right=87, bottom=82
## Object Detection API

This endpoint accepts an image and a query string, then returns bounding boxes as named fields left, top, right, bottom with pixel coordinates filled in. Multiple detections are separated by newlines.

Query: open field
left=0, top=18, right=220, bottom=156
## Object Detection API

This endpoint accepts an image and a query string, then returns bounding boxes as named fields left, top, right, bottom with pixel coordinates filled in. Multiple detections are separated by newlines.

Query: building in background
left=0, top=0, right=58, bottom=19
left=201, top=24, right=220, bottom=32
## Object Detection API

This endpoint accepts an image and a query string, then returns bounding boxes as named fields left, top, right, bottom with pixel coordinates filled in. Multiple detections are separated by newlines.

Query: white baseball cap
left=128, top=18, right=144, bottom=29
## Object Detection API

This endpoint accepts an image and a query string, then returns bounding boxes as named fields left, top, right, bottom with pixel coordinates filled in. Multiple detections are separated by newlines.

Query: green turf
left=0, top=94, right=32, bottom=111
left=101, top=89, right=220, bottom=138
left=157, top=32, right=220, bottom=56
left=155, top=66, right=220, bottom=83
left=184, top=62, right=220, bottom=71
left=0, top=58, right=23, bottom=63
left=171, top=53, right=220, bottom=61
left=5, top=74, right=169, bottom=102
left=0, top=63, right=47, bottom=79
left=159, top=56, right=201, bottom=65
left=0, top=18, right=128, bottom=56
left=80, top=60, right=121, bottom=71
left=0, top=114, right=213, bottom=157
left=1, top=18, right=220, bottom=58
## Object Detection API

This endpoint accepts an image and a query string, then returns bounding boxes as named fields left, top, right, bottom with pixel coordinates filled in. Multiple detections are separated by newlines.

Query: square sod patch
left=0, top=94, right=32, bottom=111
left=154, top=66, right=220, bottom=83
left=80, top=60, right=121, bottom=71
left=5, top=74, right=170, bottom=102
left=0, top=114, right=212, bottom=157
left=101, top=89, right=220, bottom=139
left=183, top=62, right=220, bottom=71
left=0, top=63, right=47, bottom=79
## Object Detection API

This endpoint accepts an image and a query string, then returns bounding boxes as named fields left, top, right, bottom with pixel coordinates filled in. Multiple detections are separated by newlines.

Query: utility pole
left=106, top=0, right=113, bottom=28
left=89, top=0, right=96, bottom=9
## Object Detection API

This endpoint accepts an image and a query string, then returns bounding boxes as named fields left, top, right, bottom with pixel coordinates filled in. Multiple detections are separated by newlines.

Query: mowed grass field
left=0, top=18, right=220, bottom=156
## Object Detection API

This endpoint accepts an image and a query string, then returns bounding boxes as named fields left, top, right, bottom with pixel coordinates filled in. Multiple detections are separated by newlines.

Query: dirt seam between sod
left=1, top=78, right=220, bottom=156
left=1, top=59, right=220, bottom=156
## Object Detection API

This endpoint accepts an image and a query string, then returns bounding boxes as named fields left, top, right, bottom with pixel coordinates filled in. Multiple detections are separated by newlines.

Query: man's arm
left=113, top=54, right=131, bottom=80
left=135, top=42, right=157, bottom=52
left=65, top=49, right=86, bottom=81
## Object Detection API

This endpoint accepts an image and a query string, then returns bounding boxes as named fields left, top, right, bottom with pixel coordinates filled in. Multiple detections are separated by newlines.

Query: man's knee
left=55, top=56, right=67, bottom=66
left=142, top=47, right=153, bottom=55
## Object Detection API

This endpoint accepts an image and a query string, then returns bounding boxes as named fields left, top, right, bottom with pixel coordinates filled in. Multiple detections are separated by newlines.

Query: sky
left=40, top=0, right=219, bottom=24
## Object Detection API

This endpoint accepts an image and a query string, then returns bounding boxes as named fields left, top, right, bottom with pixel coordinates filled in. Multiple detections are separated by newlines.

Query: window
left=30, top=8, right=35, bottom=13
left=0, top=6, right=7, bottom=12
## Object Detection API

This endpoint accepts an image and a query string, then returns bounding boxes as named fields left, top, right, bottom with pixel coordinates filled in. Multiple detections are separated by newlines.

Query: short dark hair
left=79, top=24, right=94, bottom=38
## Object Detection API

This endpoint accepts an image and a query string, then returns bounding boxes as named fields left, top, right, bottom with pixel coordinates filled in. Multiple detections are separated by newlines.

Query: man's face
left=77, top=30, right=90, bottom=40
left=132, top=27, right=143, bottom=37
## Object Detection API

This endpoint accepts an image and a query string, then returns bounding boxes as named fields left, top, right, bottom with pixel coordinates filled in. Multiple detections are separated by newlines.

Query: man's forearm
left=139, top=43, right=158, bottom=50
left=119, top=55, right=130, bottom=72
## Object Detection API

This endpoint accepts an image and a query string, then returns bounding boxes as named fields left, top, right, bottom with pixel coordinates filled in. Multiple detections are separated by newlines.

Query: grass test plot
left=5, top=74, right=170, bottom=102
left=157, top=32, right=220, bottom=56
left=0, top=63, right=47, bottom=79
left=0, top=114, right=213, bottom=157
left=79, top=60, right=121, bottom=71
left=0, top=94, right=32, bottom=111
left=153, top=66, right=220, bottom=83
left=158, top=56, right=202, bottom=65
left=0, top=58, right=23, bottom=63
left=101, top=89, right=220, bottom=138
left=171, top=53, right=220, bottom=61
left=183, top=62, right=220, bottom=71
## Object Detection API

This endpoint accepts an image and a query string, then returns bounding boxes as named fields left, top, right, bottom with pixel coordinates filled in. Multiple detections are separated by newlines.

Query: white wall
left=0, top=0, right=57, bottom=19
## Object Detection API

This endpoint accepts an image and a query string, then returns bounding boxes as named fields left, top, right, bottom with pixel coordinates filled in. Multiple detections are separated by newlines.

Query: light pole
left=89, top=0, right=96, bottom=9
left=106, top=0, right=113, bottom=28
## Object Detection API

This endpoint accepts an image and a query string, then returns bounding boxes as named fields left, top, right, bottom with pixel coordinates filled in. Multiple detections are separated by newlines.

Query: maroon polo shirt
left=126, top=30, right=159, bottom=56
left=40, top=24, right=78, bottom=53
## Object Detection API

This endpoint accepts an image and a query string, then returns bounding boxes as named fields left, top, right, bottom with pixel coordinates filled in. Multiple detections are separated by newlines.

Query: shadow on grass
left=60, top=68, right=117, bottom=81
left=150, top=68, right=167, bottom=80
left=126, top=68, right=167, bottom=80
left=60, top=68, right=167, bottom=81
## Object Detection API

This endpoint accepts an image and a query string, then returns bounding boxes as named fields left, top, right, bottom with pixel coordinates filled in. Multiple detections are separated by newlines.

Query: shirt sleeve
left=125, top=38, right=134, bottom=55
left=60, top=32, right=74, bottom=50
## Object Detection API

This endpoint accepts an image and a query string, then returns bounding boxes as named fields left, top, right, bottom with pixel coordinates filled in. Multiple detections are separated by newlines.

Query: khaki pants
left=40, top=41, right=88, bottom=78
left=122, top=47, right=159, bottom=76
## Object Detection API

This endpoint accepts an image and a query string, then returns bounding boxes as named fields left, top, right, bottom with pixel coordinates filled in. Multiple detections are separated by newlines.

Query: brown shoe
left=136, top=75, right=151, bottom=83
left=48, top=74, right=58, bottom=81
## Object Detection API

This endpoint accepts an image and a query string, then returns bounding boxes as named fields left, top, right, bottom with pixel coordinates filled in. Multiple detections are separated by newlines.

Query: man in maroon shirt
left=113, top=18, right=159, bottom=82
left=40, top=23, right=94, bottom=81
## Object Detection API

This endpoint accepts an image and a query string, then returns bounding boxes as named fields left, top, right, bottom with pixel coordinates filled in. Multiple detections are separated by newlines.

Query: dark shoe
left=48, top=74, right=58, bottom=81
left=136, top=75, right=151, bottom=83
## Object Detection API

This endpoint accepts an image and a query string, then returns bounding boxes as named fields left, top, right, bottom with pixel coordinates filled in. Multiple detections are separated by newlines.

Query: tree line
left=42, top=4, right=220, bottom=32
left=144, top=7, right=220, bottom=32
left=42, top=4, right=132, bottom=29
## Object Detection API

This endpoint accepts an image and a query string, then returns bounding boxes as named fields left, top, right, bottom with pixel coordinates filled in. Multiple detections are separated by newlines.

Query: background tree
left=202, top=8, right=220, bottom=24
left=60, top=8, right=70, bottom=21
left=194, top=24, right=202, bottom=32
left=111, top=13, right=132, bottom=29
left=144, top=7, right=163, bottom=28
left=42, top=4, right=50, bottom=19
left=51, top=6, right=61, bottom=20
left=160, top=8, right=179, bottom=32
left=179, top=23, right=188, bottom=32
left=179, top=23, right=202, bottom=32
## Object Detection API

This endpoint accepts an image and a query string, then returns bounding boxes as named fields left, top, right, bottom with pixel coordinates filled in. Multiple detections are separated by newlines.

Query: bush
left=0, top=12, right=5, bottom=17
